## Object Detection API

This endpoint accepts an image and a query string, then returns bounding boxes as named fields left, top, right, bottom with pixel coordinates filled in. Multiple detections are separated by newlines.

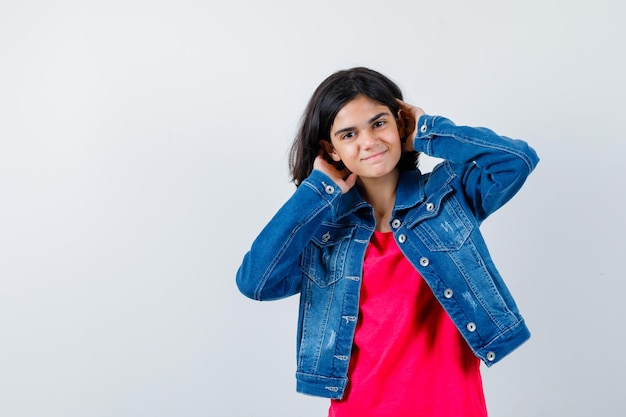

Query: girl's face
left=325, top=95, right=402, bottom=181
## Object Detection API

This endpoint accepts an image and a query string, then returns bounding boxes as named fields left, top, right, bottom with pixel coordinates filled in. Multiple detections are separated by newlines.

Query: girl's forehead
left=342, top=94, right=387, bottom=109
left=334, top=96, right=392, bottom=122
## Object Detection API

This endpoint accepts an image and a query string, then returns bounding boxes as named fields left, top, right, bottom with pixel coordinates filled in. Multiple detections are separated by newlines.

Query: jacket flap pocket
left=406, top=188, right=474, bottom=252
left=405, top=184, right=454, bottom=228
left=302, top=224, right=355, bottom=288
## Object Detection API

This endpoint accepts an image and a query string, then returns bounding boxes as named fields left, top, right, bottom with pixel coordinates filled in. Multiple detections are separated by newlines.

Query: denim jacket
left=236, top=115, right=539, bottom=399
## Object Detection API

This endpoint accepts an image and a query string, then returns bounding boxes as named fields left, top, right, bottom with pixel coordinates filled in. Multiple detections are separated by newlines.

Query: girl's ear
left=397, top=106, right=416, bottom=144
left=396, top=109, right=407, bottom=142
left=321, top=140, right=341, bottom=162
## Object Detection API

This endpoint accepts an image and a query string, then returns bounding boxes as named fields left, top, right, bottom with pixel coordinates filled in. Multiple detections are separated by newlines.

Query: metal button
left=398, top=234, right=406, bottom=243
left=419, top=257, right=429, bottom=267
left=324, top=185, right=335, bottom=194
left=391, top=219, right=402, bottom=229
left=322, top=232, right=331, bottom=242
left=444, top=288, right=453, bottom=298
left=420, top=124, right=427, bottom=133
left=486, top=351, right=496, bottom=361
left=426, top=202, right=435, bottom=212
left=466, top=322, right=477, bottom=332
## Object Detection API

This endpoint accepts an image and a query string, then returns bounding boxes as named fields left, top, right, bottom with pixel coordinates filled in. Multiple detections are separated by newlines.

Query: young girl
left=236, top=67, right=539, bottom=416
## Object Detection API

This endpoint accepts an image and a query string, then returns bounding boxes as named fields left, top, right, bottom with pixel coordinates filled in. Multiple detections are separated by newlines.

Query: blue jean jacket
left=236, top=115, right=539, bottom=399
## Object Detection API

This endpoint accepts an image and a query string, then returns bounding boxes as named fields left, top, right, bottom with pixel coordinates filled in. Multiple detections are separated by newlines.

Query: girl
left=236, top=67, right=539, bottom=416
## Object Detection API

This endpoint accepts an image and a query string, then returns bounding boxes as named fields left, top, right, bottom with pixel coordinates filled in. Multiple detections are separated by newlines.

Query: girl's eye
left=341, top=132, right=355, bottom=140
left=373, top=120, right=386, bottom=128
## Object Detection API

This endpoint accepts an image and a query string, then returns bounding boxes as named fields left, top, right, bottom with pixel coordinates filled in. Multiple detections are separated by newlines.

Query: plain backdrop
left=1, top=0, right=625, bottom=416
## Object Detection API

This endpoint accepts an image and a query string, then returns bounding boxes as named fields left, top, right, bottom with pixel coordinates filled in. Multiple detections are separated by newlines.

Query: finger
left=343, top=173, right=358, bottom=192
left=396, top=99, right=413, bottom=112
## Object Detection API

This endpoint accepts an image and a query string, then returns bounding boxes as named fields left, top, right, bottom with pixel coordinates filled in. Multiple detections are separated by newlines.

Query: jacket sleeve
left=236, top=170, right=341, bottom=301
left=412, top=115, right=539, bottom=221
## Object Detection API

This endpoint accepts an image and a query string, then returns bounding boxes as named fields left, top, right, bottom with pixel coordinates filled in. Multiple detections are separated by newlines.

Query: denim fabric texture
left=236, top=114, right=540, bottom=399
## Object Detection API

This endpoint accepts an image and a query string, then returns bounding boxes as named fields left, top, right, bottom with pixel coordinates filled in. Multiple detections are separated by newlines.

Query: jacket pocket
left=301, top=224, right=354, bottom=288
left=407, top=191, right=474, bottom=252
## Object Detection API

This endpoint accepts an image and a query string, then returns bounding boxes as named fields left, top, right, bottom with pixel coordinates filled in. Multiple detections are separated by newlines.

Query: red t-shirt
left=328, top=231, right=488, bottom=417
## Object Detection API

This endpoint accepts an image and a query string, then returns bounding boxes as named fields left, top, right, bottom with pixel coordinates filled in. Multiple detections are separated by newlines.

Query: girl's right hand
left=313, top=152, right=357, bottom=194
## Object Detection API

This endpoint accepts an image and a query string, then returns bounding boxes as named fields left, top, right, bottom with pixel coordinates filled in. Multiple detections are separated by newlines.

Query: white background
left=1, top=0, right=625, bottom=416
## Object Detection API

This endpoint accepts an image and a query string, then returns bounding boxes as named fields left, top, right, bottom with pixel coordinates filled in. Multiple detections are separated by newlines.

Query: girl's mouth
left=361, top=150, right=386, bottom=162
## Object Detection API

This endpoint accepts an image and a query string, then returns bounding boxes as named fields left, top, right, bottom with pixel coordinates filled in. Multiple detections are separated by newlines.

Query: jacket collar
left=394, top=169, right=426, bottom=210
left=335, top=169, right=426, bottom=219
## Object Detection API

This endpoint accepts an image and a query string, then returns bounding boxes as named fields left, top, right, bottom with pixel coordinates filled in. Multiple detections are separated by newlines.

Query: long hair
left=289, top=67, right=419, bottom=186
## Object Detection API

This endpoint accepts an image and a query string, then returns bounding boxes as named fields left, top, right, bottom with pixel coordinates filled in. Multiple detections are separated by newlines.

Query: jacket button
left=398, top=234, right=407, bottom=243
left=466, top=322, right=477, bottom=332
left=324, top=185, right=335, bottom=194
left=486, top=351, right=496, bottom=361
left=391, top=219, right=402, bottom=229
left=426, top=202, right=435, bottom=212
left=420, top=123, right=427, bottom=133
left=419, top=257, right=429, bottom=267
left=322, top=232, right=331, bottom=242
left=444, top=288, right=453, bottom=298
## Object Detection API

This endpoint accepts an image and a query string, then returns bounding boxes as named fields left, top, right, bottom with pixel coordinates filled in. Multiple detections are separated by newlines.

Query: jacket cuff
left=301, top=169, right=342, bottom=205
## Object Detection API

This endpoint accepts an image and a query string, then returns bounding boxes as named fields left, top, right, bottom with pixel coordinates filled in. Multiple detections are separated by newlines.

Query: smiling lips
left=361, top=150, right=387, bottom=162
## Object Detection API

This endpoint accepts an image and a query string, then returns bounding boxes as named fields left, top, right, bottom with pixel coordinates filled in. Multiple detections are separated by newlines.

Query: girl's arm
left=236, top=163, right=348, bottom=301
left=400, top=102, right=539, bottom=220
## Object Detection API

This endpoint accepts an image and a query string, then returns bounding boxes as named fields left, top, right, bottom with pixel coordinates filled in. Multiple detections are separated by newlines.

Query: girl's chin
left=355, top=166, right=399, bottom=181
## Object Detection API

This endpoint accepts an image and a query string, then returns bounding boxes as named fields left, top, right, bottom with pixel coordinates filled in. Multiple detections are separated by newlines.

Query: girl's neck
left=357, top=170, right=400, bottom=232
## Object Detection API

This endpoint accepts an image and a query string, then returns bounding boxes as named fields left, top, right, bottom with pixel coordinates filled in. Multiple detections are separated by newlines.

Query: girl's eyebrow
left=333, top=112, right=390, bottom=137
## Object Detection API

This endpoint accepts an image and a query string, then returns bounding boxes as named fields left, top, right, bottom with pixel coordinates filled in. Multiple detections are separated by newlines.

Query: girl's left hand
left=397, top=100, right=425, bottom=152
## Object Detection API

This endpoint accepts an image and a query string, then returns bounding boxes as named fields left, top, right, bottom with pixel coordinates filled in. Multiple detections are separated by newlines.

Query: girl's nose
left=359, top=129, right=377, bottom=147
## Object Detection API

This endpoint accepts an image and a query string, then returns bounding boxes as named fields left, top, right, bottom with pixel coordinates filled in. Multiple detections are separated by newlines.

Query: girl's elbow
left=519, top=142, right=540, bottom=174
left=236, top=264, right=260, bottom=300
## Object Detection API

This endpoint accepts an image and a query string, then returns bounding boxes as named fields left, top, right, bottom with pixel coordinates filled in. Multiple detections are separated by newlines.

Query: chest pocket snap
left=301, top=225, right=354, bottom=288
left=407, top=190, right=473, bottom=252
